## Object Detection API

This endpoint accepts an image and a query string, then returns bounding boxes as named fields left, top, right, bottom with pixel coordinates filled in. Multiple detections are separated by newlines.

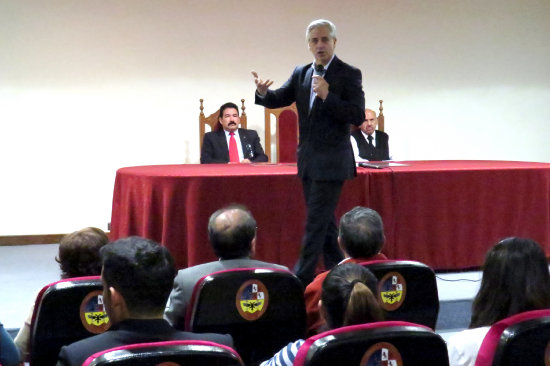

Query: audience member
left=304, top=206, right=387, bottom=335
left=200, top=102, right=269, bottom=163
left=350, top=108, right=390, bottom=162
left=56, top=236, right=232, bottom=366
left=447, top=237, right=550, bottom=366
left=164, top=204, right=288, bottom=329
left=15, top=227, right=109, bottom=361
left=260, top=262, right=384, bottom=366
left=0, top=321, right=20, bottom=366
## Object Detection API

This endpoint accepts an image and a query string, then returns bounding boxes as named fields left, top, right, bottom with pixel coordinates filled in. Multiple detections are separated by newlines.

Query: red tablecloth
left=110, top=161, right=550, bottom=271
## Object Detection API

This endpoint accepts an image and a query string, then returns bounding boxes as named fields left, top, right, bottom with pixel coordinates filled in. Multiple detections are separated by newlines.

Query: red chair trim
left=358, top=259, right=428, bottom=267
left=29, top=276, right=102, bottom=333
left=293, top=321, right=429, bottom=365
left=474, top=309, right=550, bottom=366
left=82, top=340, right=240, bottom=366
left=184, top=267, right=294, bottom=331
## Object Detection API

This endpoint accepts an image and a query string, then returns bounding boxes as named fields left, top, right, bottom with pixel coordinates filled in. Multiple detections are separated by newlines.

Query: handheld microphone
left=314, top=64, right=324, bottom=76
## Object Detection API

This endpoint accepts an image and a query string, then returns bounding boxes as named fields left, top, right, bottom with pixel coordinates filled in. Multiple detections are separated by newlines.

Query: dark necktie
left=367, top=135, right=375, bottom=159
left=229, top=132, right=239, bottom=163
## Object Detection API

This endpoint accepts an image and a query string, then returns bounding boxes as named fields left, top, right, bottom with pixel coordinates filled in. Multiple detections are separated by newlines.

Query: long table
left=110, top=161, right=550, bottom=271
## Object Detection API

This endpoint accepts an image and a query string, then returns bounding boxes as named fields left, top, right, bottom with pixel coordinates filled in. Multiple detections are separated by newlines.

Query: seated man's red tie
left=229, top=132, right=239, bottom=163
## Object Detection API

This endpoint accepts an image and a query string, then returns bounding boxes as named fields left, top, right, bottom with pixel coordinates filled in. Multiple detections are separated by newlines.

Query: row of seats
left=28, top=260, right=550, bottom=365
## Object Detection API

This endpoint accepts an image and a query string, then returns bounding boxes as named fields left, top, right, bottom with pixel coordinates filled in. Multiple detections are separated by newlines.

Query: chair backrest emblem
left=79, top=290, right=111, bottom=334
left=360, top=341, right=403, bottom=366
left=378, top=272, right=407, bottom=311
left=235, top=279, right=269, bottom=321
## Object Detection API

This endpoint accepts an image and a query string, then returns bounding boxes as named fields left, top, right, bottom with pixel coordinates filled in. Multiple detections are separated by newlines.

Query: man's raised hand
left=251, top=70, right=274, bottom=97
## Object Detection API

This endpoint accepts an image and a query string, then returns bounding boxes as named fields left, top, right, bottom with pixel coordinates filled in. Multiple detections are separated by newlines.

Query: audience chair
left=83, top=340, right=244, bottom=366
left=199, top=99, right=247, bottom=151
left=360, top=260, right=439, bottom=329
left=264, top=103, right=298, bottom=163
left=474, top=309, right=550, bottom=366
left=293, top=321, right=449, bottom=365
left=29, top=276, right=109, bottom=366
left=185, top=268, right=306, bottom=366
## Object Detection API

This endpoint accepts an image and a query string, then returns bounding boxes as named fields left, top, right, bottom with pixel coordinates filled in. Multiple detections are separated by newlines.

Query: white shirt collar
left=311, top=55, right=335, bottom=72
left=224, top=129, right=240, bottom=138
left=361, top=129, right=376, bottom=140
left=360, top=130, right=376, bottom=148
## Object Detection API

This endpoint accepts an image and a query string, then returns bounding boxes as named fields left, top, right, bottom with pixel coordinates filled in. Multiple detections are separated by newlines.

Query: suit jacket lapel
left=303, top=65, right=317, bottom=116
left=216, top=129, right=229, bottom=160
left=323, top=55, right=340, bottom=84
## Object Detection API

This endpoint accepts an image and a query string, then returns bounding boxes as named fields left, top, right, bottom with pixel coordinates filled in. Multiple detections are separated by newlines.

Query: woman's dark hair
left=321, top=262, right=384, bottom=329
left=470, top=237, right=550, bottom=328
left=55, top=227, right=109, bottom=278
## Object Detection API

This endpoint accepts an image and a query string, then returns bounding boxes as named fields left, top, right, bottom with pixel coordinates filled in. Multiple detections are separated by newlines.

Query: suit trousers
left=295, top=177, right=345, bottom=285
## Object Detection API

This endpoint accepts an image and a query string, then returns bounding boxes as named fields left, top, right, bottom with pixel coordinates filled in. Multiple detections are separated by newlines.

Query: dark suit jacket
left=200, top=128, right=268, bottom=164
left=351, top=129, right=390, bottom=161
left=256, top=56, right=365, bottom=180
left=164, top=258, right=289, bottom=330
left=56, top=319, right=233, bottom=366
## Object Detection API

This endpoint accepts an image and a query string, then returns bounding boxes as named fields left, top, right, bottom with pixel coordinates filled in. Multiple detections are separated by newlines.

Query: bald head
left=208, top=205, right=257, bottom=259
left=360, top=109, right=378, bottom=135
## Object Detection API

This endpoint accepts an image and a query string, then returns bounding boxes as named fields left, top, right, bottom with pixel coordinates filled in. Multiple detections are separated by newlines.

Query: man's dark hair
left=208, top=204, right=256, bottom=259
left=218, top=102, right=240, bottom=119
left=339, top=206, right=384, bottom=258
left=100, top=236, right=176, bottom=315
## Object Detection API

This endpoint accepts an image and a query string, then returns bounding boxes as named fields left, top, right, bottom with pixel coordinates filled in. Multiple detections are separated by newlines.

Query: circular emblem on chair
left=360, top=342, right=403, bottom=366
left=79, top=290, right=111, bottom=334
left=378, top=272, right=407, bottom=311
left=235, top=279, right=269, bottom=321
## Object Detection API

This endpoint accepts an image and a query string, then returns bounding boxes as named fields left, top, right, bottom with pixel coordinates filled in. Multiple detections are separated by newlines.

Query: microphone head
left=314, top=64, right=324, bottom=76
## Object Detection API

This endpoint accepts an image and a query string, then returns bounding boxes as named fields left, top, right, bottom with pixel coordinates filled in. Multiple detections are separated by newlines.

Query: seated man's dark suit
left=56, top=319, right=233, bottom=366
left=200, top=128, right=268, bottom=163
left=165, top=258, right=288, bottom=330
left=351, top=129, right=390, bottom=161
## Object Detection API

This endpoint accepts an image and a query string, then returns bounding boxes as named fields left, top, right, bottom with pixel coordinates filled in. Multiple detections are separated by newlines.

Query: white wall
left=1, top=0, right=549, bottom=235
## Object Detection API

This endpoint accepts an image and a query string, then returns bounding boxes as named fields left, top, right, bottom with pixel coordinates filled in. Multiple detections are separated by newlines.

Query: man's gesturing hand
left=251, top=70, right=274, bottom=97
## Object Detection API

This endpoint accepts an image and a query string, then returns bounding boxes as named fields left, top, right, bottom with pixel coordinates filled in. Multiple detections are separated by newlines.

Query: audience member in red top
left=304, top=206, right=387, bottom=335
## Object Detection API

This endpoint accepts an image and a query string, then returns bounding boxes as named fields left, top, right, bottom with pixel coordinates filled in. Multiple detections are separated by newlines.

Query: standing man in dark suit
left=350, top=108, right=390, bottom=162
left=200, top=102, right=269, bottom=164
left=252, top=19, right=365, bottom=285
left=56, top=236, right=232, bottom=366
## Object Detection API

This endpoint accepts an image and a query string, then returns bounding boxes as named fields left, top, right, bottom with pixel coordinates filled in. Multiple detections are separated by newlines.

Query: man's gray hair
left=306, top=19, right=337, bottom=42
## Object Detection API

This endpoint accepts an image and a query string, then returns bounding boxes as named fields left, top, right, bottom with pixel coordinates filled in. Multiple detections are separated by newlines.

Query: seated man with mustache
left=200, top=102, right=269, bottom=163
